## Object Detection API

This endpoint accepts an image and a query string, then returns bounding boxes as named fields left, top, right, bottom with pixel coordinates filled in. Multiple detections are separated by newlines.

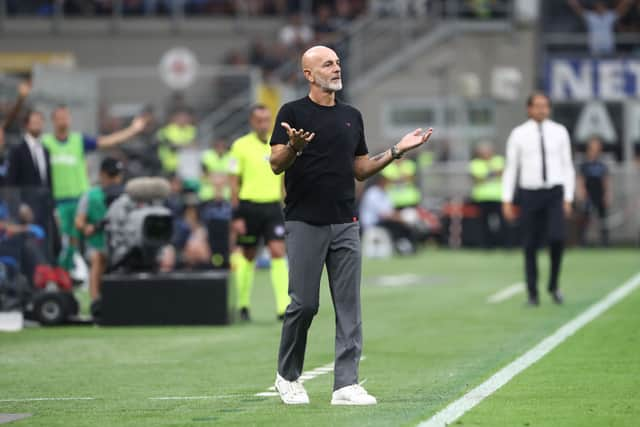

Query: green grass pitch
left=1, top=249, right=638, bottom=426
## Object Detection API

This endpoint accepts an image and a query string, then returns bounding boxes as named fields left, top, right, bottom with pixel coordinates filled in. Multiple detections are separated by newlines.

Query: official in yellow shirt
left=229, top=104, right=289, bottom=321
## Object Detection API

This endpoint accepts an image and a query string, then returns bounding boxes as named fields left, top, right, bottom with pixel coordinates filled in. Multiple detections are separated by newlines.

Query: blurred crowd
left=5, top=0, right=366, bottom=16
left=544, top=0, right=640, bottom=56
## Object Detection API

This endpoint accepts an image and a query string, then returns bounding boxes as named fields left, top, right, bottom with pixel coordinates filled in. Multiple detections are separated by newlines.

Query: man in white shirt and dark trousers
left=502, top=93, right=576, bottom=306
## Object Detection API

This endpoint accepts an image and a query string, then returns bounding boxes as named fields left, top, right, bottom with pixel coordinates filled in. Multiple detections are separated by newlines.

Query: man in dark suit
left=6, top=110, right=60, bottom=260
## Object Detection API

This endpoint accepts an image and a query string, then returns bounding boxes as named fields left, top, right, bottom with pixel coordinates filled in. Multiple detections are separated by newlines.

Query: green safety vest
left=469, top=155, right=504, bottom=202
left=382, top=159, right=421, bottom=208
left=85, top=186, right=106, bottom=249
left=157, top=124, right=197, bottom=173
left=199, top=150, right=232, bottom=201
left=42, top=132, right=89, bottom=200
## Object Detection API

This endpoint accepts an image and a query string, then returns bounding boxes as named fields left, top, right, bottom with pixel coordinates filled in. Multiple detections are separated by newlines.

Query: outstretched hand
left=131, top=115, right=150, bottom=133
left=397, top=128, right=433, bottom=155
left=281, top=122, right=315, bottom=152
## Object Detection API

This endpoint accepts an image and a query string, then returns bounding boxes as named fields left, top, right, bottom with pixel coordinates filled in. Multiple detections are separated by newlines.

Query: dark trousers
left=579, top=198, right=608, bottom=247
left=278, top=221, right=362, bottom=391
left=476, top=201, right=505, bottom=248
left=520, top=186, right=565, bottom=298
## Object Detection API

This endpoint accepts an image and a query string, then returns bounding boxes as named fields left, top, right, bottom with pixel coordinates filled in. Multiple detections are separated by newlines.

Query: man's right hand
left=502, top=202, right=516, bottom=222
left=281, top=122, right=315, bottom=152
left=232, top=218, right=247, bottom=235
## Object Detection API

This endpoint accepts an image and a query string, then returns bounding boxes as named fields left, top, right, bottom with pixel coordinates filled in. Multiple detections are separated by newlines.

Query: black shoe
left=526, top=296, right=540, bottom=307
left=277, top=313, right=285, bottom=322
left=550, top=290, right=564, bottom=305
left=239, top=307, right=251, bottom=321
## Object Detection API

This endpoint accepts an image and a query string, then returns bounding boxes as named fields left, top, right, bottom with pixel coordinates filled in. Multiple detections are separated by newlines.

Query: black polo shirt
left=270, top=96, right=369, bottom=225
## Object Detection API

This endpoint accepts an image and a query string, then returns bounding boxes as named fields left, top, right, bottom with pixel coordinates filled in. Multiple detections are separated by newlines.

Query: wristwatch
left=390, top=145, right=403, bottom=160
left=287, top=141, right=303, bottom=157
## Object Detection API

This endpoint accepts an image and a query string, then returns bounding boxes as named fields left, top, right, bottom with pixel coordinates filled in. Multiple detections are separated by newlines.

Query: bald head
left=301, top=45, right=342, bottom=92
left=301, top=45, right=337, bottom=69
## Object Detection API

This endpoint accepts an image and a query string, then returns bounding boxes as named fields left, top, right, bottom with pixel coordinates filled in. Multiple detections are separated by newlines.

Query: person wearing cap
left=75, top=157, right=125, bottom=307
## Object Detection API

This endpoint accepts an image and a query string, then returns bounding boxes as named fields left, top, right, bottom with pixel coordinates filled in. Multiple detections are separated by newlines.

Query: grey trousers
left=277, top=220, right=362, bottom=391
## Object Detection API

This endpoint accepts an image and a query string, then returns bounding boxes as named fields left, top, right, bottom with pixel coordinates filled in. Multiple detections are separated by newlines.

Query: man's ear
left=303, top=69, right=313, bottom=83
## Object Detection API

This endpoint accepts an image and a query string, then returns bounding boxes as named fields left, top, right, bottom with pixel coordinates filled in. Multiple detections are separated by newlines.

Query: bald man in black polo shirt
left=269, top=45, right=432, bottom=405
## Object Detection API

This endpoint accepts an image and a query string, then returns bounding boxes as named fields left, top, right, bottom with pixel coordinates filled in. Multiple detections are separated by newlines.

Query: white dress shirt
left=24, top=133, right=47, bottom=184
left=502, top=119, right=575, bottom=203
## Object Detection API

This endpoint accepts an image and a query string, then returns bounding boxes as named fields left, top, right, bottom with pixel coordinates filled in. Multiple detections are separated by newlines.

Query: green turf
left=456, top=268, right=640, bottom=427
left=0, top=249, right=638, bottom=427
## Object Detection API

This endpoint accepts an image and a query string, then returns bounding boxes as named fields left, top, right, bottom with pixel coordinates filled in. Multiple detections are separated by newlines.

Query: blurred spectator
left=0, top=129, right=7, bottom=187
left=382, top=157, right=421, bottom=210
left=75, top=157, right=125, bottom=304
left=171, top=193, right=212, bottom=269
left=199, top=138, right=233, bottom=202
left=618, top=0, right=640, bottom=32
left=279, top=13, right=314, bottom=49
left=43, top=106, right=148, bottom=274
left=469, top=141, right=505, bottom=248
left=156, top=109, right=197, bottom=174
left=576, top=138, right=611, bottom=246
left=6, top=111, right=57, bottom=249
left=567, top=0, right=634, bottom=56
left=165, top=173, right=185, bottom=217
left=314, top=4, right=339, bottom=45
left=360, top=175, right=419, bottom=254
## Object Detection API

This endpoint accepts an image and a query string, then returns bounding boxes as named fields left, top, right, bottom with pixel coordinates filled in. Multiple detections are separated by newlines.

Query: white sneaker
left=331, top=384, right=377, bottom=405
left=275, top=373, right=310, bottom=405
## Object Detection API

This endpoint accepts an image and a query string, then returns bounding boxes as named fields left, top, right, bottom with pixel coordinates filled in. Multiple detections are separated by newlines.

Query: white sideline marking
left=149, top=395, right=244, bottom=401
left=376, top=274, right=422, bottom=287
left=0, top=397, right=94, bottom=403
left=256, top=356, right=366, bottom=397
left=487, top=283, right=524, bottom=303
left=419, top=271, right=640, bottom=427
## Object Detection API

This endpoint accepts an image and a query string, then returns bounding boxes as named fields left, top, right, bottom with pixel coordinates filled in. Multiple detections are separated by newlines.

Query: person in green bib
left=43, top=105, right=147, bottom=273
left=75, top=157, right=124, bottom=305
left=381, top=157, right=422, bottom=209
left=199, top=138, right=233, bottom=202
left=469, top=141, right=505, bottom=248
left=229, top=104, right=289, bottom=322
left=156, top=109, right=197, bottom=174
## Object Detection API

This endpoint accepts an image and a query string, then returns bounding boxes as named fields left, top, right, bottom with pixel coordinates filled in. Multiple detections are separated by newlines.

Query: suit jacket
left=5, top=137, right=60, bottom=261
left=6, top=137, right=53, bottom=189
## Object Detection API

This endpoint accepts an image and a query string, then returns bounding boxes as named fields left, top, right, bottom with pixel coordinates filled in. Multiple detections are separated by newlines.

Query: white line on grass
left=487, top=283, right=524, bottom=303
left=418, top=271, right=640, bottom=427
left=0, top=398, right=95, bottom=402
left=255, top=356, right=366, bottom=397
left=149, top=395, right=245, bottom=401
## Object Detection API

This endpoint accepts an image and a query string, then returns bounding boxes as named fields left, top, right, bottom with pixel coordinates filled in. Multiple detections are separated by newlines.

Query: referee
left=269, top=45, right=432, bottom=405
left=229, top=104, right=289, bottom=321
left=502, top=92, right=575, bottom=306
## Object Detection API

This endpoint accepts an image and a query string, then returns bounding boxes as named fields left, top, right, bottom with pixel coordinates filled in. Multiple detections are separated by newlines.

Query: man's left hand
left=131, top=115, right=149, bottom=133
left=563, top=202, right=573, bottom=218
left=397, top=128, right=433, bottom=155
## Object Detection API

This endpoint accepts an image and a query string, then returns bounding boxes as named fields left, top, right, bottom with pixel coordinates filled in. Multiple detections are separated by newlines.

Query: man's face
left=587, top=139, right=603, bottom=159
left=250, top=108, right=272, bottom=139
left=52, top=108, right=71, bottom=131
left=213, top=139, right=227, bottom=155
left=305, top=49, right=342, bottom=92
left=26, top=112, right=44, bottom=137
left=527, top=95, right=550, bottom=122
left=594, top=2, right=607, bottom=13
left=173, top=112, right=190, bottom=127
